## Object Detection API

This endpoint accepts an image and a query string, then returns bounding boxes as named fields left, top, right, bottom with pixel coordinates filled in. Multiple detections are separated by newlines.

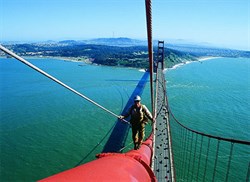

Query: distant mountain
left=80, top=37, right=250, bottom=58
left=82, top=37, right=147, bottom=47
left=80, top=38, right=217, bottom=49
left=167, top=44, right=250, bottom=58
left=58, top=40, right=86, bottom=45
left=59, top=40, right=78, bottom=44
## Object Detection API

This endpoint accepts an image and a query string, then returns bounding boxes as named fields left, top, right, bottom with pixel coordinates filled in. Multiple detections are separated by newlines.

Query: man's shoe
left=134, top=144, right=138, bottom=150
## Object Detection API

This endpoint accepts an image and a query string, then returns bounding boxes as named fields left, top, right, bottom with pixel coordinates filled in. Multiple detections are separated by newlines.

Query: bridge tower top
left=157, top=40, right=165, bottom=69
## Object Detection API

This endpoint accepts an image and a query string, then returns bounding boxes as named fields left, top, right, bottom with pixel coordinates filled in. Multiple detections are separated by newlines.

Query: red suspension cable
left=145, top=0, right=154, bottom=116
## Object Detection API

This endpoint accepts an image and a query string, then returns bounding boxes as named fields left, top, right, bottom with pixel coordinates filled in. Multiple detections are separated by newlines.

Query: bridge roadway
left=153, top=62, right=173, bottom=181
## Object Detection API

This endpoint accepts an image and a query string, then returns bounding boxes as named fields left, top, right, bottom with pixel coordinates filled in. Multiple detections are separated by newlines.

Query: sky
left=0, top=0, right=249, bottom=51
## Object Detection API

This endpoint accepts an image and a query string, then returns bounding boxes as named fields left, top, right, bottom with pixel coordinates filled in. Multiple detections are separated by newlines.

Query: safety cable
left=74, top=121, right=117, bottom=167
left=119, top=141, right=134, bottom=152
left=161, top=64, right=250, bottom=145
left=0, top=45, right=129, bottom=124
left=75, top=86, right=125, bottom=167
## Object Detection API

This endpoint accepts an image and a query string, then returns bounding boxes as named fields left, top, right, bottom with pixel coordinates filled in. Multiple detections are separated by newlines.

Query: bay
left=166, top=57, right=250, bottom=141
left=0, top=57, right=249, bottom=181
left=166, top=57, right=250, bottom=181
left=0, top=57, right=150, bottom=181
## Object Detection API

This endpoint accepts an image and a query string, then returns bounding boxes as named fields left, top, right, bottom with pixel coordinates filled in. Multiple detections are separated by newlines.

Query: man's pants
left=131, top=122, right=145, bottom=145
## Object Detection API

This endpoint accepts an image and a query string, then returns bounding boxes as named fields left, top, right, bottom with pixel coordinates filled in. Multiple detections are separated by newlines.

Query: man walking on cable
left=119, top=95, right=154, bottom=150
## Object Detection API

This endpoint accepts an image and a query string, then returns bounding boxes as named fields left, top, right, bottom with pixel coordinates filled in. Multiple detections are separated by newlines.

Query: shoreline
left=0, top=55, right=222, bottom=72
left=165, top=56, right=222, bottom=71
left=0, top=55, right=141, bottom=71
left=197, top=56, right=222, bottom=62
left=0, top=55, right=92, bottom=64
left=36, top=56, right=93, bottom=64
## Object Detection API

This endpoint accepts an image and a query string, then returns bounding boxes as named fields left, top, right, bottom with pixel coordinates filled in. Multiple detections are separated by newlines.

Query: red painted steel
left=39, top=134, right=156, bottom=182
left=126, top=133, right=154, bottom=166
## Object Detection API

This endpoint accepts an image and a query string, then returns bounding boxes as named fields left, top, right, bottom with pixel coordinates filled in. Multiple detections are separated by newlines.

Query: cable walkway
left=151, top=40, right=250, bottom=182
left=153, top=61, right=174, bottom=181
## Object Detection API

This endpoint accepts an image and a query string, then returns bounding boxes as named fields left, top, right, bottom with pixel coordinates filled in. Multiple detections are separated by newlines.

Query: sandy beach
left=164, top=56, right=222, bottom=72
left=197, top=56, right=222, bottom=62
left=44, top=56, right=93, bottom=64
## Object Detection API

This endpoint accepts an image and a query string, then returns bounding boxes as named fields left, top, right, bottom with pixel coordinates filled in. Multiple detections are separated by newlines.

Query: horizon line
left=0, top=38, right=249, bottom=52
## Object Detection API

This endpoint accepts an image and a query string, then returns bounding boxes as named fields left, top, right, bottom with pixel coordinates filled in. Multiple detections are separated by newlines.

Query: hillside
left=1, top=38, right=249, bottom=69
left=1, top=42, right=196, bottom=68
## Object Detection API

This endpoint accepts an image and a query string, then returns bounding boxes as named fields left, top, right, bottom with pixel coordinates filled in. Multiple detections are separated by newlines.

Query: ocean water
left=0, top=57, right=249, bottom=181
left=166, top=57, right=250, bottom=140
left=165, top=57, right=250, bottom=181
left=0, top=58, right=151, bottom=181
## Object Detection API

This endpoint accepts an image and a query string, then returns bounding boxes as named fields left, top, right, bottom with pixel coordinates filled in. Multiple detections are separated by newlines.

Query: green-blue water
left=0, top=57, right=249, bottom=181
left=165, top=58, right=250, bottom=181
left=166, top=58, right=250, bottom=140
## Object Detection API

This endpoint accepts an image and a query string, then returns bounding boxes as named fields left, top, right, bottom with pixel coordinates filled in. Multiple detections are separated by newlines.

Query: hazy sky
left=1, top=0, right=249, bottom=50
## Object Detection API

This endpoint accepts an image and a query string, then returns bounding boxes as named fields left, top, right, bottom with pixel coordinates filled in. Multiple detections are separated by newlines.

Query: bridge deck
left=153, top=63, right=172, bottom=181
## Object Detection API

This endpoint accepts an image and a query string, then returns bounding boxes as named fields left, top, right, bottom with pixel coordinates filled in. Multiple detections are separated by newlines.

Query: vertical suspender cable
left=225, top=142, right=234, bottom=182
left=145, top=0, right=154, bottom=115
left=212, top=140, right=220, bottom=182
left=196, top=135, right=204, bottom=181
left=191, top=133, right=198, bottom=181
left=203, top=138, right=211, bottom=182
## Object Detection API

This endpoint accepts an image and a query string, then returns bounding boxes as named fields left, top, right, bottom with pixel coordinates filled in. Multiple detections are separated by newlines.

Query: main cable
left=0, top=45, right=129, bottom=124
left=145, top=0, right=154, bottom=116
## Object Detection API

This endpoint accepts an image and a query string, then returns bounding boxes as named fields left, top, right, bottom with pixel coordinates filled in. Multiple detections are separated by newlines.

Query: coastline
left=0, top=55, right=222, bottom=72
left=37, top=56, right=93, bottom=64
left=165, top=56, right=222, bottom=71
left=197, top=56, right=222, bottom=62
left=0, top=55, right=142, bottom=72
left=0, top=55, right=92, bottom=64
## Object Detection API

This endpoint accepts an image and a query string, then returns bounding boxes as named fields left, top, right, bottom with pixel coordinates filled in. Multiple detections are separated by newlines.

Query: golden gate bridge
left=1, top=0, right=249, bottom=181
